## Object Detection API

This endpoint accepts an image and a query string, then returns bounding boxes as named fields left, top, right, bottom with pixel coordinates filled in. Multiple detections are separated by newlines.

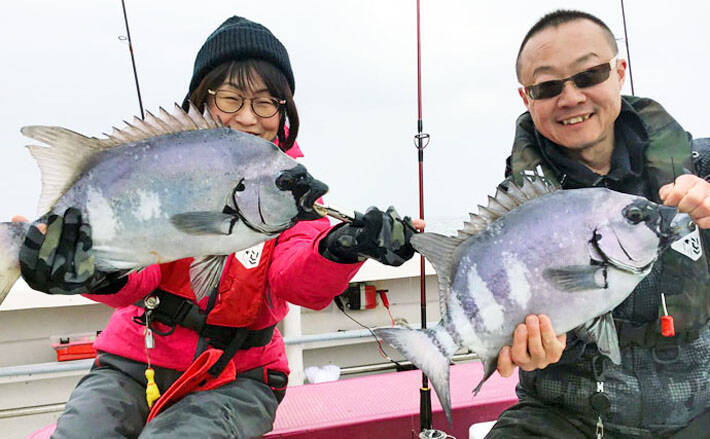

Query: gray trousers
left=485, top=395, right=710, bottom=439
left=51, top=353, right=279, bottom=439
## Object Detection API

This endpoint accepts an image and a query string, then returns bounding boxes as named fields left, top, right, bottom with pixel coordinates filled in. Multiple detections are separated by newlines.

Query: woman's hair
left=189, top=59, right=299, bottom=151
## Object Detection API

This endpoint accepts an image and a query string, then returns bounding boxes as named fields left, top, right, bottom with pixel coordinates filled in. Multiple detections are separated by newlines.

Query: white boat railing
left=0, top=324, right=451, bottom=379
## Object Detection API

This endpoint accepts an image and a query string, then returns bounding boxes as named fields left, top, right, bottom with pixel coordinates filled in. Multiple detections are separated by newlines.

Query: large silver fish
left=0, top=104, right=328, bottom=303
left=374, top=177, right=695, bottom=423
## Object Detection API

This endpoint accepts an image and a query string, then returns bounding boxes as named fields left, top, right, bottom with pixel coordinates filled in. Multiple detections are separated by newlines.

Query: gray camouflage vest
left=509, top=95, right=710, bottom=336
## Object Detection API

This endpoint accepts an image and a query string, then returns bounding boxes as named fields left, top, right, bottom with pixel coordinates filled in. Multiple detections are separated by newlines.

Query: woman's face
left=207, top=73, right=281, bottom=142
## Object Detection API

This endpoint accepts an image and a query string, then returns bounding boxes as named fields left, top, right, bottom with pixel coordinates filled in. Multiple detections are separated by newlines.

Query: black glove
left=320, top=206, right=416, bottom=266
left=19, top=207, right=126, bottom=295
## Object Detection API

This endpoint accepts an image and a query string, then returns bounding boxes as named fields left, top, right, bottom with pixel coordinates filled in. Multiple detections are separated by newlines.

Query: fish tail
left=374, top=322, right=459, bottom=424
left=0, top=222, right=29, bottom=305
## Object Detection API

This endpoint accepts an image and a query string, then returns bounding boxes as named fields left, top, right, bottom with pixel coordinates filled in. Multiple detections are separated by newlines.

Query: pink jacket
left=84, top=141, right=363, bottom=376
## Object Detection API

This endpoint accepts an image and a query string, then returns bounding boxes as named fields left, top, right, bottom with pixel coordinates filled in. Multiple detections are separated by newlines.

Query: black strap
left=133, top=289, right=274, bottom=351
left=616, top=320, right=699, bottom=349
left=237, top=367, right=288, bottom=403
left=208, top=329, right=251, bottom=377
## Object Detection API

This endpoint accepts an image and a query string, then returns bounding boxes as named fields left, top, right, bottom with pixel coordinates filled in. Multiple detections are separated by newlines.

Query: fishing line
left=333, top=296, right=405, bottom=367
left=620, top=0, right=635, bottom=96
left=119, top=0, right=145, bottom=119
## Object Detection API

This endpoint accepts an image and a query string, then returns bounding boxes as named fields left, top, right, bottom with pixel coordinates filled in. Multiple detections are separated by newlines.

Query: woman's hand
left=320, top=206, right=419, bottom=266
left=497, top=314, right=566, bottom=376
left=17, top=208, right=124, bottom=295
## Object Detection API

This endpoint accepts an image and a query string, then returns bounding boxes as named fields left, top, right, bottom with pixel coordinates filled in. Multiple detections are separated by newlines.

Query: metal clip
left=142, top=295, right=159, bottom=350
left=144, top=295, right=160, bottom=310
left=597, top=381, right=604, bottom=392
left=596, top=416, right=604, bottom=438
left=145, top=328, right=155, bottom=349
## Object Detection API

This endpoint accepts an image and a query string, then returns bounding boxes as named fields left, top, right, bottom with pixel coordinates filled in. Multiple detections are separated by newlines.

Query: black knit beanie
left=185, top=16, right=294, bottom=103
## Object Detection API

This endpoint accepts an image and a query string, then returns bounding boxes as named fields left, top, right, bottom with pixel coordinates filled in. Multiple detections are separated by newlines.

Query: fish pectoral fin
left=542, top=265, right=607, bottom=292
left=473, top=356, right=499, bottom=395
left=170, top=212, right=238, bottom=235
left=189, top=255, right=229, bottom=302
left=573, top=312, right=621, bottom=365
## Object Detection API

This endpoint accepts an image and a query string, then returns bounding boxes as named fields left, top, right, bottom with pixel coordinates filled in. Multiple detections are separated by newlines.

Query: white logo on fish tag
left=234, top=242, right=264, bottom=269
left=671, top=228, right=703, bottom=261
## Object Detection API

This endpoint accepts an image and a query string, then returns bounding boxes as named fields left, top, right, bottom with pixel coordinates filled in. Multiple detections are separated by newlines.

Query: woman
left=21, top=16, right=418, bottom=438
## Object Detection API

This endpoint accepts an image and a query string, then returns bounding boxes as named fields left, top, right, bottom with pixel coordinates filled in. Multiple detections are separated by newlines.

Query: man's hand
left=659, top=174, right=710, bottom=229
left=497, top=314, right=566, bottom=377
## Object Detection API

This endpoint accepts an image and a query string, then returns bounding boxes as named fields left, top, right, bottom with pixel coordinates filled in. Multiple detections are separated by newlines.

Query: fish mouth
left=276, top=164, right=329, bottom=221
left=296, top=180, right=329, bottom=221
left=589, top=209, right=697, bottom=274
left=656, top=209, right=695, bottom=249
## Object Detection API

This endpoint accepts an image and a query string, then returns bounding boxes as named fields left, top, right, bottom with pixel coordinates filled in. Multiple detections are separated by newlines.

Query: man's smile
left=559, top=113, right=592, bottom=125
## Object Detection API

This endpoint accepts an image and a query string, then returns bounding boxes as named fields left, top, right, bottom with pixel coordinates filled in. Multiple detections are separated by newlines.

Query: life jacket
left=509, top=95, right=710, bottom=336
left=157, top=239, right=277, bottom=328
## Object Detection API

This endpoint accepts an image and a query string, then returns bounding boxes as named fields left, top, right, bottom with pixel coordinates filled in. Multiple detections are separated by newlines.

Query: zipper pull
left=660, top=293, right=675, bottom=337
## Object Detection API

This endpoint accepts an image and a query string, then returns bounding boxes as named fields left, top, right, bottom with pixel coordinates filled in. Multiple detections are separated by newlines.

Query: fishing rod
left=413, top=1, right=439, bottom=437
left=120, top=0, right=145, bottom=119
left=620, top=0, right=635, bottom=96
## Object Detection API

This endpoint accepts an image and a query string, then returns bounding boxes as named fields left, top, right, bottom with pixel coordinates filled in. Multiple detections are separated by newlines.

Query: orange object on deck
left=53, top=343, right=96, bottom=362
left=51, top=333, right=98, bottom=361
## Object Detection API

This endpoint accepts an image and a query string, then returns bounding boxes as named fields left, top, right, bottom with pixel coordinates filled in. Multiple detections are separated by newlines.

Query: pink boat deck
left=265, top=362, right=518, bottom=439
left=27, top=362, right=518, bottom=439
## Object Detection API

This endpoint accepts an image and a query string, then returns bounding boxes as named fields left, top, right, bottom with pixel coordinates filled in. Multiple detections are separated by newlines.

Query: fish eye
left=623, top=206, right=645, bottom=224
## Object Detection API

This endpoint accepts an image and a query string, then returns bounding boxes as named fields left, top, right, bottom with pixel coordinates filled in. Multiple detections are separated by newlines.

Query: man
left=487, top=10, right=710, bottom=438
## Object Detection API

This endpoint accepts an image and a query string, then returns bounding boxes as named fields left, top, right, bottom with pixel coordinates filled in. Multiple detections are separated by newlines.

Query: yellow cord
left=145, top=367, right=161, bottom=408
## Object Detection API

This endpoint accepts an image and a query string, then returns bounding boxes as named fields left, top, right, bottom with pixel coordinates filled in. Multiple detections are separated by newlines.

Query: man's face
left=517, top=19, right=626, bottom=151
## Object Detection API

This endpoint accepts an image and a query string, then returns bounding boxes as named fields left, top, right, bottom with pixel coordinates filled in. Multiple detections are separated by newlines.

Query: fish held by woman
left=0, top=103, right=329, bottom=303
left=375, top=176, right=695, bottom=423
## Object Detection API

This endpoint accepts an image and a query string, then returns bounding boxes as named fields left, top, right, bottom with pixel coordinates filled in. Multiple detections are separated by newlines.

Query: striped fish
left=0, top=104, right=328, bottom=303
left=375, top=177, right=695, bottom=423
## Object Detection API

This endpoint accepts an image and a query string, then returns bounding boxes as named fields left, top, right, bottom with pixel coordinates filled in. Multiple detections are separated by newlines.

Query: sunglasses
left=524, top=58, right=616, bottom=100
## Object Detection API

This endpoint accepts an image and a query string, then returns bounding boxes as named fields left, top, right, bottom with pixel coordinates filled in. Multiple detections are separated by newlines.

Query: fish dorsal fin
left=410, top=232, right=465, bottom=316
left=22, top=103, right=222, bottom=215
left=23, top=126, right=107, bottom=215
left=100, top=103, right=222, bottom=146
left=456, top=175, right=558, bottom=239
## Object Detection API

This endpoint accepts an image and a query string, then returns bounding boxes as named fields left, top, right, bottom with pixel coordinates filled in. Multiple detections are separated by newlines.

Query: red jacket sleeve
left=82, top=264, right=162, bottom=308
left=268, top=217, right=363, bottom=310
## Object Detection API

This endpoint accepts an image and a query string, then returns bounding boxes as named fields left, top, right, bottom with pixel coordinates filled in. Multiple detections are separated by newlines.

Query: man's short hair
left=515, top=10, right=619, bottom=82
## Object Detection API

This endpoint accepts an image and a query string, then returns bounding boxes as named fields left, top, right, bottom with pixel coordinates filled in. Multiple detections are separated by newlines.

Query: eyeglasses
left=524, top=58, right=616, bottom=100
left=208, top=89, right=285, bottom=118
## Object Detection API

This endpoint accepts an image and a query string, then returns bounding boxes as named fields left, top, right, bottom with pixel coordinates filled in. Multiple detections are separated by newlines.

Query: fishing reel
left=419, top=429, right=453, bottom=439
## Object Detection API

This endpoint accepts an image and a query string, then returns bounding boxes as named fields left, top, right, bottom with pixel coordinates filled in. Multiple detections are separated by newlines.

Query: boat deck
left=266, top=361, right=518, bottom=439
left=25, top=362, right=517, bottom=439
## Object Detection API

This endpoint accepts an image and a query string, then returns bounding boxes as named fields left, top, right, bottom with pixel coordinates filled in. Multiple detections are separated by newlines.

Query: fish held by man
left=0, top=103, right=329, bottom=304
left=374, top=177, right=695, bottom=423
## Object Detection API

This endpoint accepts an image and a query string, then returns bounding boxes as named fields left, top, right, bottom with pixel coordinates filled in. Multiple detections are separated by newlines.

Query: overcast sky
left=1, top=1, right=708, bottom=227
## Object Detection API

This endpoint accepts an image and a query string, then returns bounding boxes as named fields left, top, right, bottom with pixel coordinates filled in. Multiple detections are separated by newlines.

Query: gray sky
left=1, top=1, right=708, bottom=225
